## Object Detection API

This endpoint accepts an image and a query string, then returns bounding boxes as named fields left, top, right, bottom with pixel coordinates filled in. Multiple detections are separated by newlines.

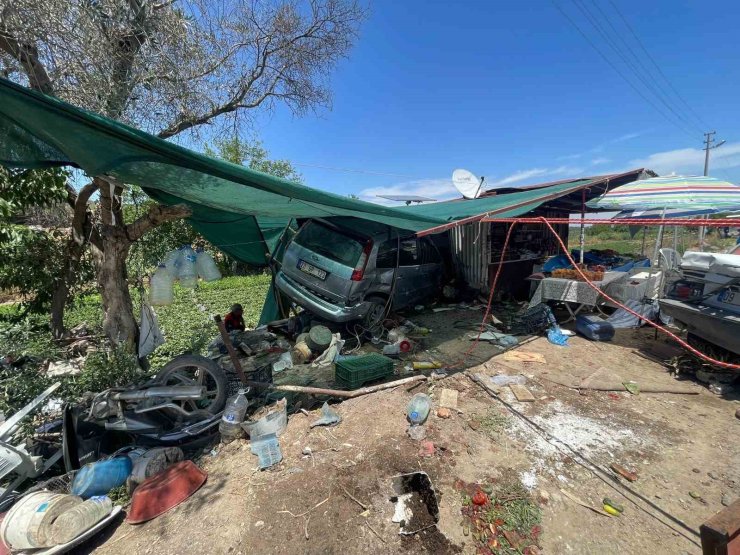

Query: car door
left=394, top=238, right=425, bottom=306
left=419, top=237, right=443, bottom=299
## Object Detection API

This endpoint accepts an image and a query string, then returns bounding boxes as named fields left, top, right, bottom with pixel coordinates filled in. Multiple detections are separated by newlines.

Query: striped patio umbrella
left=587, top=175, right=740, bottom=211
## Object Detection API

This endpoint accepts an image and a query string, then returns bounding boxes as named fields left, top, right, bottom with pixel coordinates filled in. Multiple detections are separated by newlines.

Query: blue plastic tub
left=71, top=456, right=133, bottom=498
left=576, top=315, right=615, bottom=341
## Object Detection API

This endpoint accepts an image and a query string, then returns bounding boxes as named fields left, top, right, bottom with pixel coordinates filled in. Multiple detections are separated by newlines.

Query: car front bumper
left=276, top=271, right=370, bottom=323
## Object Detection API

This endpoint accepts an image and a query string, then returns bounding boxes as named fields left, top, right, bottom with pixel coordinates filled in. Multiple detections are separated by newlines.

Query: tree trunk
left=97, top=227, right=138, bottom=349
left=50, top=182, right=100, bottom=338
left=95, top=179, right=191, bottom=351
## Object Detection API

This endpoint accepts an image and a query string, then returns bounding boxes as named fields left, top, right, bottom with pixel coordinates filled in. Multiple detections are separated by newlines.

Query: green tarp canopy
left=0, top=77, right=598, bottom=321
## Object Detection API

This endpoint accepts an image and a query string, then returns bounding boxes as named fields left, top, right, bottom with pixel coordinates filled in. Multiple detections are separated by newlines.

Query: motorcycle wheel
left=155, top=355, right=229, bottom=417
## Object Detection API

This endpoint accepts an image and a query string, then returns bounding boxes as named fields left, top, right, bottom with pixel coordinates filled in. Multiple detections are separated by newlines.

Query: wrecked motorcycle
left=61, top=355, right=232, bottom=470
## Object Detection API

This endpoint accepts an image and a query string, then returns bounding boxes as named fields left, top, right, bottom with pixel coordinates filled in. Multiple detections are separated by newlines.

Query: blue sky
left=251, top=0, right=740, bottom=205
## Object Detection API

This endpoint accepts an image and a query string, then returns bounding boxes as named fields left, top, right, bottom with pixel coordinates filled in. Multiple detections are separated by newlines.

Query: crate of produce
left=335, top=353, right=394, bottom=390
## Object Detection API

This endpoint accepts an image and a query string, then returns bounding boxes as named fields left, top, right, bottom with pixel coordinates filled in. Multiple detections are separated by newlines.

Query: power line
left=586, top=0, right=705, bottom=134
left=607, top=0, right=711, bottom=131
left=569, top=0, right=700, bottom=137
left=551, top=1, right=697, bottom=139
left=290, top=162, right=425, bottom=180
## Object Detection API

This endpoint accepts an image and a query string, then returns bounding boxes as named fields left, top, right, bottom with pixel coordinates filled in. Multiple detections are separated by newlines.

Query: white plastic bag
left=139, top=303, right=165, bottom=357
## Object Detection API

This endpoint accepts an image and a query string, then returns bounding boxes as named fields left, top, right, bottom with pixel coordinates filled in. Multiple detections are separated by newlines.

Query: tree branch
left=70, top=181, right=99, bottom=245
left=126, top=203, right=191, bottom=242
left=0, top=30, right=54, bottom=94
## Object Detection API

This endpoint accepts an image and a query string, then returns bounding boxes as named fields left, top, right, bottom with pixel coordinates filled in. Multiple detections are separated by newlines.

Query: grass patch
left=480, top=409, right=510, bottom=438
left=460, top=477, right=542, bottom=555
left=0, top=274, right=271, bottom=415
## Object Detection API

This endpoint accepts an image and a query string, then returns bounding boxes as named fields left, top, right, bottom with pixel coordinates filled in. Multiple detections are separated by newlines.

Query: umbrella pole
left=640, top=226, right=647, bottom=256
left=653, top=209, right=666, bottom=264
left=579, top=189, right=586, bottom=265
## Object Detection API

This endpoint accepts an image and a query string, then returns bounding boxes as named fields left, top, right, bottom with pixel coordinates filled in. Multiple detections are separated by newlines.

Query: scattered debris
left=501, top=351, right=546, bottom=364
left=438, top=388, right=459, bottom=409
left=251, top=433, right=283, bottom=469
left=623, top=381, right=640, bottom=395
left=510, top=384, right=536, bottom=402
left=309, top=402, right=342, bottom=428
left=610, top=463, right=638, bottom=482
left=418, top=441, right=435, bottom=458
left=560, top=488, right=610, bottom=517
left=491, top=374, right=527, bottom=387
left=459, top=477, right=543, bottom=553
left=436, top=407, right=451, bottom=419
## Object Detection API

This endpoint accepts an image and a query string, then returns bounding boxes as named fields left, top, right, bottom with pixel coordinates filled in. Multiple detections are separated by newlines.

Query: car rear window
left=293, top=221, right=364, bottom=266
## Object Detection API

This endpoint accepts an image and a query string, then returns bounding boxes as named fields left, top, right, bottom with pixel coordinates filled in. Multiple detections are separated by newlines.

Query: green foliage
left=204, top=136, right=303, bottom=182
left=0, top=167, right=73, bottom=313
left=0, top=167, right=69, bottom=240
left=75, top=345, right=143, bottom=394
left=148, top=275, right=270, bottom=369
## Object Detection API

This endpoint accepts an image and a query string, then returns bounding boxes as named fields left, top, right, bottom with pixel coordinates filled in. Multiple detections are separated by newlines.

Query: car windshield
left=294, top=221, right=364, bottom=267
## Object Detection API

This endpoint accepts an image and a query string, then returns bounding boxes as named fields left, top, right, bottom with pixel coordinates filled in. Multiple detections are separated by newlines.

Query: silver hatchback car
left=275, top=218, right=445, bottom=326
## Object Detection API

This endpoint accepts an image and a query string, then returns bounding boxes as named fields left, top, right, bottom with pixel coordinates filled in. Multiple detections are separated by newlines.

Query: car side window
left=420, top=238, right=441, bottom=264
left=398, top=238, right=419, bottom=266
left=375, top=240, right=397, bottom=269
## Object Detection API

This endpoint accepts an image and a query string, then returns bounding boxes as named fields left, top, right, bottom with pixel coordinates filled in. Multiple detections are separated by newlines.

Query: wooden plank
left=509, top=384, right=536, bottom=402
left=439, top=388, right=459, bottom=409
left=501, top=351, right=546, bottom=364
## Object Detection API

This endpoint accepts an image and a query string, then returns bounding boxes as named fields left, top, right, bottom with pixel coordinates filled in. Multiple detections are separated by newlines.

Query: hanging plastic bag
left=139, top=303, right=165, bottom=357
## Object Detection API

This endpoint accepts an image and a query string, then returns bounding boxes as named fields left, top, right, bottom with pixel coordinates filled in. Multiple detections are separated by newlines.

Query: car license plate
left=717, top=288, right=740, bottom=307
left=298, top=260, right=327, bottom=280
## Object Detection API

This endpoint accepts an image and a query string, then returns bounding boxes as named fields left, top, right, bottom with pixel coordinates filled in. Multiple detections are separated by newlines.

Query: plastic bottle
left=178, top=245, right=198, bottom=288
left=406, top=393, right=431, bottom=425
left=163, top=249, right=181, bottom=279
left=49, top=496, right=113, bottom=545
left=149, top=264, right=174, bottom=305
left=195, top=248, right=222, bottom=282
left=71, top=457, right=133, bottom=499
left=219, top=389, right=249, bottom=441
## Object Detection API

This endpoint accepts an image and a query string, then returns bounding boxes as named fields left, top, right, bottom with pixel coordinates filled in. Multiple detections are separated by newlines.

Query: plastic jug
left=406, top=393, right=431, bottom=425
left=71, top=457, right=133, bottom=499
left=163, top=249, right=181, bottom=279
left=219, top=389, right=249, bottom=441
left=178, top=246, right=198, bottom=288
left=195, top=249, right=222, bottom=282
left=49, top=496, right=113, bottom=545
left=149, top=264, right=174, bottom=305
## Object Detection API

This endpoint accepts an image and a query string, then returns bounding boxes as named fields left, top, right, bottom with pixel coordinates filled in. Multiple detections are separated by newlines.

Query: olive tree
left=0, top=0, right=365, bottom=346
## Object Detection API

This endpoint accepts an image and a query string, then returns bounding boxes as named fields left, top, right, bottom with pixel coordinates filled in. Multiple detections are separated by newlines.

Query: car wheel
left=364, top=296, right=389, bottom=330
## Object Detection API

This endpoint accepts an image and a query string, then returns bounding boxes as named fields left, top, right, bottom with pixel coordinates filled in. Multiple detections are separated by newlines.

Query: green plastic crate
left=335, top=353, right=395, bottom=389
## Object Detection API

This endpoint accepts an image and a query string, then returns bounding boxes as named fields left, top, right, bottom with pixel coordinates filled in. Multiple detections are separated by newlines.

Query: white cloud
left=630, top=142, right=740, bottom=176
left=358, top=178, right=459, bottom=205
left=493, top=168, right=549, bottom=187
left=557, top=153, right=582, bottom=161
left=612, top=131, right=643, bottom=143
left=591, top=157, right=610, bottom=165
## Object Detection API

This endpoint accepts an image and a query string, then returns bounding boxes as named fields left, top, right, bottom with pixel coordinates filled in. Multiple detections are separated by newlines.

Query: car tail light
left=351, top=240, right=373, bottom=281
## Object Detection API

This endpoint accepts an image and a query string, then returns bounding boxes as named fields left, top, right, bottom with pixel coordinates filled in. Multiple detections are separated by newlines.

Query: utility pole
left=703, top=131, right=725, bottom=176
left=699, top=131, right=725, bottom=250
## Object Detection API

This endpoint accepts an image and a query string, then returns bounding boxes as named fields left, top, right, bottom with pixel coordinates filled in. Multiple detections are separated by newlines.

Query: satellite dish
left=452, top=169, right=484, bottom=199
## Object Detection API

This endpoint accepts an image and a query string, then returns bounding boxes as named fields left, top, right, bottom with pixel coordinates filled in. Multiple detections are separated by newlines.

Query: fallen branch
left=542, top=376, right=698, bottom=394
left=365, top=520, right=386, bottom=544
left=560, top=488, right=610, bottom=517
left=341, top=485, right=369, bottom=511
left=278, top=496, right=330, bottom=519
left=245, top=374, right=427, bottom=399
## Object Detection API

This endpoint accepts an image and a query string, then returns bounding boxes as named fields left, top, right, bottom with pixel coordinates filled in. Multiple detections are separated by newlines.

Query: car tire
left=364, top=295, right=389, bottom=330
left=155, top=354, right=229, bottom=416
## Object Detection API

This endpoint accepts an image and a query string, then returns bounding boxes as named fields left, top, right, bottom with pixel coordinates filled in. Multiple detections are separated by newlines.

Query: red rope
left=533, top=216, right=739, bottom=370
left=448, top=221, right=518, bottom=369
left=455, top=216, right=739, bottom=371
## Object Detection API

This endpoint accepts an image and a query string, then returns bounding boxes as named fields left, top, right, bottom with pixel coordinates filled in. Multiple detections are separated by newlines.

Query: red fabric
left=224, top=312, right=245, bottom=332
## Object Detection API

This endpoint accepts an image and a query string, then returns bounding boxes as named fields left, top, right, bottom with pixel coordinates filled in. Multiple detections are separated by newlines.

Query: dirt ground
left=81, top=313, right=739, bottom=555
